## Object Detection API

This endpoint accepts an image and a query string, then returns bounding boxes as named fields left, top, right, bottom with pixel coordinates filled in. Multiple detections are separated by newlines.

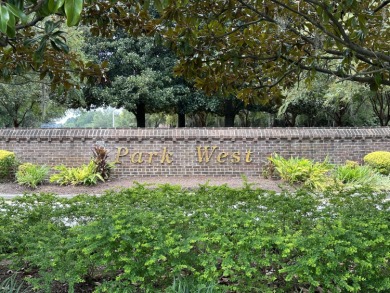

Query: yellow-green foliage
left=0, top=150, right=16, bottom=179
left=16, top=163, right=49, bottom=189
left=363, top=151, right=390, bottom=175
left=50, top=161, right=104, bottom=186
left=0, top=150, right=14, bottom=160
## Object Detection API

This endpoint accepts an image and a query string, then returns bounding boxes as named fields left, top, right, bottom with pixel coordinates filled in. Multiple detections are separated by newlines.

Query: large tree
left=2, top=1, right=389, bottom=104
left=82, top=32, right=182, bottom=127
left=133, top=0, right=390, bottom=101
left=0, top=74, right=65, bottom=127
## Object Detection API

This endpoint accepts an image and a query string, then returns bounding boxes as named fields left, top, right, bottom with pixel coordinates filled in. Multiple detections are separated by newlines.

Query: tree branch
left=373, top=1, right=390, bottom=13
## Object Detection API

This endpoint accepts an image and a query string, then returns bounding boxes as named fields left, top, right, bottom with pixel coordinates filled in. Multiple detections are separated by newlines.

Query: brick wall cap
left=1, top=127, right=390, bottom=140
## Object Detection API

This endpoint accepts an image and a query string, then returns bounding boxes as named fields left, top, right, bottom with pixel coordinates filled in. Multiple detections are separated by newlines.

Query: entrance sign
left=0, top=128, right=389, bottom=177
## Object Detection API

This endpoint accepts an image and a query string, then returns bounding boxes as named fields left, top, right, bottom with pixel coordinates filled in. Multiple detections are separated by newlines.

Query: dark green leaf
left=50, top=38, right=69, bottom=53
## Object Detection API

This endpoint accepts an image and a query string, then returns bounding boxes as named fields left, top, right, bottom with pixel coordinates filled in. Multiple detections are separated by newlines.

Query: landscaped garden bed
left=1, top=184, right=389, bottom=292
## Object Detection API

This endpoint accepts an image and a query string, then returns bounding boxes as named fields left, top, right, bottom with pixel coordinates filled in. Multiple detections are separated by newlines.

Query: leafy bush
left=92, top=145, right=114, bottom=180
left=1, top=186, right=389, bottom=292
left=268, top=153, right=332, bottom=190
left=49, top=160, right=104, bottom=186
left=334, top=163, right=375, bottom=184
left=333, top=162, right=390, bottom=190
left=16, top=163, right=49, bottom=189
left=363, top=151, right=390, bottom=175
left=0, top=150, right=16, bottom=180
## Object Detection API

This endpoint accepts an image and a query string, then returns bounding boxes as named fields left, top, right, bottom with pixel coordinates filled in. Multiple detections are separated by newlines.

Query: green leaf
left=48, top=0, right=65, bottom=13
left=154, top=0, right=163, bottom=12
left=50, top=38, right=69, bottom=53
left=6, top=13, right=15, bottom=38
left=0, top=5, right=10, bottom=34
left=6, top=3, right=27, bottom=24
left=65, top=0, right=83, bottom=26
left=374, top=73, right=382, bottom=86
left=7, top=0, right=23, bottom=10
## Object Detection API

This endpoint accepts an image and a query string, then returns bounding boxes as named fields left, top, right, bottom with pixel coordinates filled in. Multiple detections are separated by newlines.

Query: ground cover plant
left=49, top=160, right=104, bottom=186
left=48, top=145, right=113, bottom=186
left=267, top=153, right=332, bottom=190
left=16, top=163, right=49, bottom=189
left=0, top=184, right=389, bottom=292
left=266, top=153, right=390, bottom=191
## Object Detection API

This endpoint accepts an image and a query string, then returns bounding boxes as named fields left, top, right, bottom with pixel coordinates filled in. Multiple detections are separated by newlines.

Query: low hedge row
left=1, top=185, right=389, bottom=292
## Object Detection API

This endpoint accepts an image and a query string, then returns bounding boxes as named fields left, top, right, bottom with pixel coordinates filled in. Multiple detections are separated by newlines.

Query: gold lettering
left=147, top=152, right=159, bottom=164
left=245, top=149, right=253, bottom=163
left=131, top=152, right=144, bottom=164
left=217, top=152, right=228, bottom=163
left=114, top=147, right=129, bottom=164
left=196, top=146, right=218, bottom=163
left=231, top=152, right=241, bottom=163
left=160, top=147, right=173, bottom=164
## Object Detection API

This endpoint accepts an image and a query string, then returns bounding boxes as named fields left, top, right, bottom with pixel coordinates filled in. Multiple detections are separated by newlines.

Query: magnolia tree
left=1, top=1, right=389, bottom=108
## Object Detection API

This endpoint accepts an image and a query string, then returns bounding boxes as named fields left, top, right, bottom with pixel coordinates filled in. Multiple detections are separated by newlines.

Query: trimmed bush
left=363, top=151, right=390, bottom=175
left=0, top=150, right=16, bottom=179
left=16, top=163, right=49, bottom=189
left=1, top=186, right=389, bottom=292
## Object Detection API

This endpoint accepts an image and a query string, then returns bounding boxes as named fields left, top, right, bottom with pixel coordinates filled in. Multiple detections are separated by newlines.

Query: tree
left=81, top=32, right=179, bottom=127
left=82, top=30, right=227, bottom=128
left=3, top=1, right=388, bottom=107
left=0, top=74, right=65, bottom=127
left=369, top=89, right=390, bottom=126
left=141, top=0, right=390, bottom=100
left=63, top=108, right=136, bottom=128
left=279, top=75, right=375, bottom=126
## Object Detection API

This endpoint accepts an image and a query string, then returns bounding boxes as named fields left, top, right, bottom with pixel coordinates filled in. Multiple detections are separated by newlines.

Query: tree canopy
left=145, top=0, right=390, bottom=101
left=1, top=0, right=389, bottom=128
left=2, top=1, right=389, bottom=98
left=0, top=0, right=104, bottom=88
left=0, top=74, right=65, bottom=127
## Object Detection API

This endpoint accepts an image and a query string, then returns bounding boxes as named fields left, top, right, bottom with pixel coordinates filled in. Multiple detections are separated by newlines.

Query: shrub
left=334, top=163, right=375, bottom=184
left=91, top=145, right=114, bottom=180
left=16, top=163, right=49, bottom=189
left=49, top=160, right=104, bottom=186
left=363, top=151, right=390, bottom=175
left=1, top=186, right=389, bottom=293
left=333, top=163, right=390, bottom=190
left=268, top=153, right=332, bottom=190
left=0, top=150, right=16, bottom=179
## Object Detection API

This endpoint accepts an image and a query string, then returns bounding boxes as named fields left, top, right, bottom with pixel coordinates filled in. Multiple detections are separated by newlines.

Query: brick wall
left=1, top=128, right=390, bottom=177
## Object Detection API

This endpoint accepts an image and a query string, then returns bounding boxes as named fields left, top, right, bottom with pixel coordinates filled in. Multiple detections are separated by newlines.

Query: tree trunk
left=13, top=119, right=20, bottom=128
left=135, top=102, right=146, bottom=128
left=178, top=113, right=185, bottom=127
left=224, top=98, right=235, bottom=127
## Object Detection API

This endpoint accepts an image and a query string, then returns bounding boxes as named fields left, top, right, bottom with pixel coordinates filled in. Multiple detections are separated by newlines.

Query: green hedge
left=1, top=185, right=389, bottom=292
